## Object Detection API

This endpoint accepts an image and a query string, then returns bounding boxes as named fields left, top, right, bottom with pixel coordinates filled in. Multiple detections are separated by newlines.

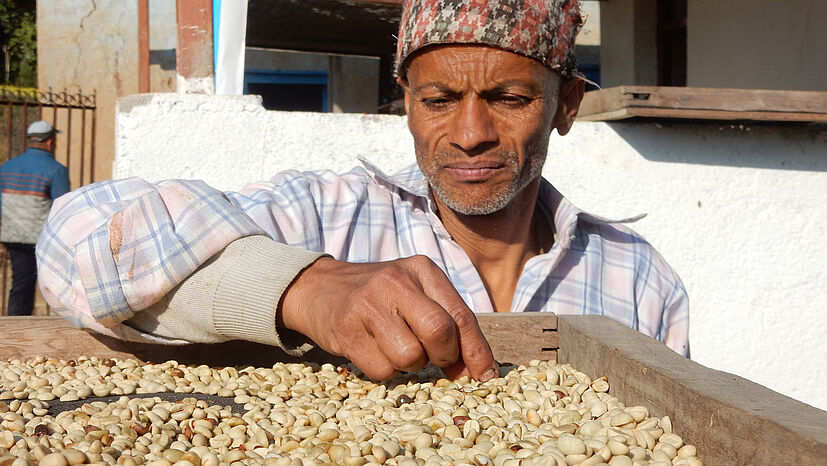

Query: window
left=243, top=70, right=329, bottom=112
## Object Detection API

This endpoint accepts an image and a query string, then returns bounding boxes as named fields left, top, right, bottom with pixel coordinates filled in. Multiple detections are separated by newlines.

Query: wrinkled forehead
left=403, top=44, right=562, bottom=92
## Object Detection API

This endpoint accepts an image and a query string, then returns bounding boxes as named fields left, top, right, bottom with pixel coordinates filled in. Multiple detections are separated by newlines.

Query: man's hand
left=279, top=256, right=498, bottom=381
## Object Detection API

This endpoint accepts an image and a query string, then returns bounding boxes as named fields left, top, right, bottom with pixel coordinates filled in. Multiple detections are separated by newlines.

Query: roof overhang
left=246, top=0, right=404, bottom=57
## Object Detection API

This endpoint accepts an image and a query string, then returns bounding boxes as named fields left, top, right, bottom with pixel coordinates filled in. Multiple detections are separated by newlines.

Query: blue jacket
left=0, top=148, right=70, bottom=244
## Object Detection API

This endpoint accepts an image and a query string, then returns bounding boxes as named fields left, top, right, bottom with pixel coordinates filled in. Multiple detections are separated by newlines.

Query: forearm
left=126, top=236, right=325, bottom=354
left=37, top=178, right=272, bottom=339
left=36, top=170, right=370, bottom=347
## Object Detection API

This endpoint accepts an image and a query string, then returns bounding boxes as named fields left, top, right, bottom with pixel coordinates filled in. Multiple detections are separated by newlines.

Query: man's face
left=400, top=45, right=563, bottom=216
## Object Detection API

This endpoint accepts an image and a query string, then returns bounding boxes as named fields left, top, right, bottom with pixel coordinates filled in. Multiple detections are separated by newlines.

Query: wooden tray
left=1, top=314, right=825, bottom=465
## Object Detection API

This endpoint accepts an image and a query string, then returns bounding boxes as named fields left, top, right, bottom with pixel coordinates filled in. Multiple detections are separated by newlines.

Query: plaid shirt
left=37, top=159, right=689, bottom=355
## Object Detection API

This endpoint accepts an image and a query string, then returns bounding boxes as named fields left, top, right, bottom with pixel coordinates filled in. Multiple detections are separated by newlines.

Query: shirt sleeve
left=660, top=281, right=690, bottom=357
left=639, top=248, right=690, bottom=357
left=35, top=176, right=326, bottom=347
left=125, top=235, right=319, bottom=355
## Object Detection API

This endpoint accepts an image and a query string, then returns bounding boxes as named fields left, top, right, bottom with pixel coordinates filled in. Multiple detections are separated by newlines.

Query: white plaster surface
left=116, top=93, right=827, bottom=412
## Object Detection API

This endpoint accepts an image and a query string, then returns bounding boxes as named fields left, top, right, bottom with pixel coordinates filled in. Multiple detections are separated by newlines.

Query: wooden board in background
left=557, top=315, right=827, bottom=466
left=579, top=86, right=827, bottom=123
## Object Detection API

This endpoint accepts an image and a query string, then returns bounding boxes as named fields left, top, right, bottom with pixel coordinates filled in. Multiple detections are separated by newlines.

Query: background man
left=37, top=0, right=688, bottom=380
left=1, top=120, right=69, bottom=315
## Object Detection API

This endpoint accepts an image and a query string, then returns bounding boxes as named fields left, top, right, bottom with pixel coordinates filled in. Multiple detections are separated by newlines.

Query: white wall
left=116, top=93, right=827, bottom=412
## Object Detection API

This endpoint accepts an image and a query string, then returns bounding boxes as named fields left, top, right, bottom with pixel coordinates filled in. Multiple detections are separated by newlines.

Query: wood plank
left=579, top=86, right=827, bottom=123
left=557, top=315, right=827, bottom=466
left=619, top=86, right=827, bottom=114
left=138, top=0, right=150, bottom=93
left=577, top=108, right=632, bottom=122
left=579, top=86, right=626, bottom=118
left=0, top=314, right=558, bottom=367
left=580, top=106, right=827, bottom=123
left=0, top=316, right=346, bottom=367
left=176, top=0, right=213, bottom=84
left=478, top=313, right=557, bottom=365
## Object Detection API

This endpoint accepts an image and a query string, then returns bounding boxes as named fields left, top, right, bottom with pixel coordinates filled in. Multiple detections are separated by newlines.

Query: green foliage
left=0, top=0, right=37, bottom=87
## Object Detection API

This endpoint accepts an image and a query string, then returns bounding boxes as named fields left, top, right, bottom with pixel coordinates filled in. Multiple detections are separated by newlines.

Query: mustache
left=431, top=150, right=520, bottom=164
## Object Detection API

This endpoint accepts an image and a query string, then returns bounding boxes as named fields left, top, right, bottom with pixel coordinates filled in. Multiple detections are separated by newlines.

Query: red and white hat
left=395, top=0, right=582, bottom=78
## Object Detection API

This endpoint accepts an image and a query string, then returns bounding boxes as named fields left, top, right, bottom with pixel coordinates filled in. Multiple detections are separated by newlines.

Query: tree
left=0, top=0, right=36, bottom=87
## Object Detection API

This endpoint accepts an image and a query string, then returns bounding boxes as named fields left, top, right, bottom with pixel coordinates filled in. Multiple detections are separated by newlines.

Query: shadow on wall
left=607, top=121, right=827, bottom=172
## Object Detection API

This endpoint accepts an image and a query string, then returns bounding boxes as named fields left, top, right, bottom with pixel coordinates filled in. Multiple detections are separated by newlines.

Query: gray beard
left=425, top=150, right=546, bottom=216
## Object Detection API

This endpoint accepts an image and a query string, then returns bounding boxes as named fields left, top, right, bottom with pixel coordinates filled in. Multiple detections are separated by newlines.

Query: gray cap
left=26, top=120, right=62, bottom=142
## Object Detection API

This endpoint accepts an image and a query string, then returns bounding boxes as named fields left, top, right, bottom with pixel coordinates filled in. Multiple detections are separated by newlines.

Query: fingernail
left=481, top=368, right=497, bottom=382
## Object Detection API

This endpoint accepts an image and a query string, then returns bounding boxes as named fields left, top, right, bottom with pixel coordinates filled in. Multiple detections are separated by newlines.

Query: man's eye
left=495, top=94, right=530, bottom=106
left=422, top=97, right=453, bottom=108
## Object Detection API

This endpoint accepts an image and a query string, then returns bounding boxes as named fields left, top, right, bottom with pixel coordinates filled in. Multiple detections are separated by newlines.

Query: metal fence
left=0, top=87, right=98, bottom=315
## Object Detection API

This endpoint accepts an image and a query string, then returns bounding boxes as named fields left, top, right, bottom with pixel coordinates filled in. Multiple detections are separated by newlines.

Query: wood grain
left=176, top=0, right=214, bottom=81
left=557, top=315, right=827, bottom=466
left=0, top=316, right=346, bottom=367
left=0, top=314, right=558, bottom=367
left=477, top=313, right=558, bottom=364
left=579, top=86, right=827, bottom=122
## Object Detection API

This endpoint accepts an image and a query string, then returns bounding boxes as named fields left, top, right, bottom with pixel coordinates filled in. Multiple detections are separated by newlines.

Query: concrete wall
left=599, top=0, right=827, bottom=90
left=577, top=1, right=602, bottom=47
left=687, top=0, right=827, bottom=90
left=36, top=0, right=177, bottom=182
left=599, top=0, right=657, bottom=87
left=115, top=93, right=827, bottom=412
left=245, top=48, right=380, bottom=114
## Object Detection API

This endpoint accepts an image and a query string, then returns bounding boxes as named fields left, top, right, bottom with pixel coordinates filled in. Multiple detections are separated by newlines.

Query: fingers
left=396, top=299, right=459, bottom=368
left=281, top=255, right=497, bottom=382
left=345, top=336, right=399, bottom=381
left=409, top=257, right=498, bottom=381
left=447, top=303, right=498, bottom=381
left=366, top=308, right=429, bottom=373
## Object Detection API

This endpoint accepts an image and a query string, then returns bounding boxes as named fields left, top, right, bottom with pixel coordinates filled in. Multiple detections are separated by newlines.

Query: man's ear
left=552, top=78, right=585, bottom=136
left=397, top=77, right=411, bottom=115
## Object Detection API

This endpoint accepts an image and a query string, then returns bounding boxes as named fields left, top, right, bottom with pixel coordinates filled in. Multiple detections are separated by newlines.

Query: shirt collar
left=359, top=158, right=646, bottom=250
left=26, top=148, right=56, bottom=158
left=359, top=157, right=430, bottom=197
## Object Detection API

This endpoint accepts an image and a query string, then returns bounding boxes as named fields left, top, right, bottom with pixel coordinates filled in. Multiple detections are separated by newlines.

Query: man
left=37, top=0, right=688, bottom=381
left=1, top=120, right=70, bottom=315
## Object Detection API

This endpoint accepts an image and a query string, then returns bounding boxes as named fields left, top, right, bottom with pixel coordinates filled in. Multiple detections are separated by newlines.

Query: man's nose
left=448, top=98, right=498, bottom=153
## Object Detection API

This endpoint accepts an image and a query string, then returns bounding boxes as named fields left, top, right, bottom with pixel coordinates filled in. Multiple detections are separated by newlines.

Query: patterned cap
left=395, top=0, right=582, bottom=78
